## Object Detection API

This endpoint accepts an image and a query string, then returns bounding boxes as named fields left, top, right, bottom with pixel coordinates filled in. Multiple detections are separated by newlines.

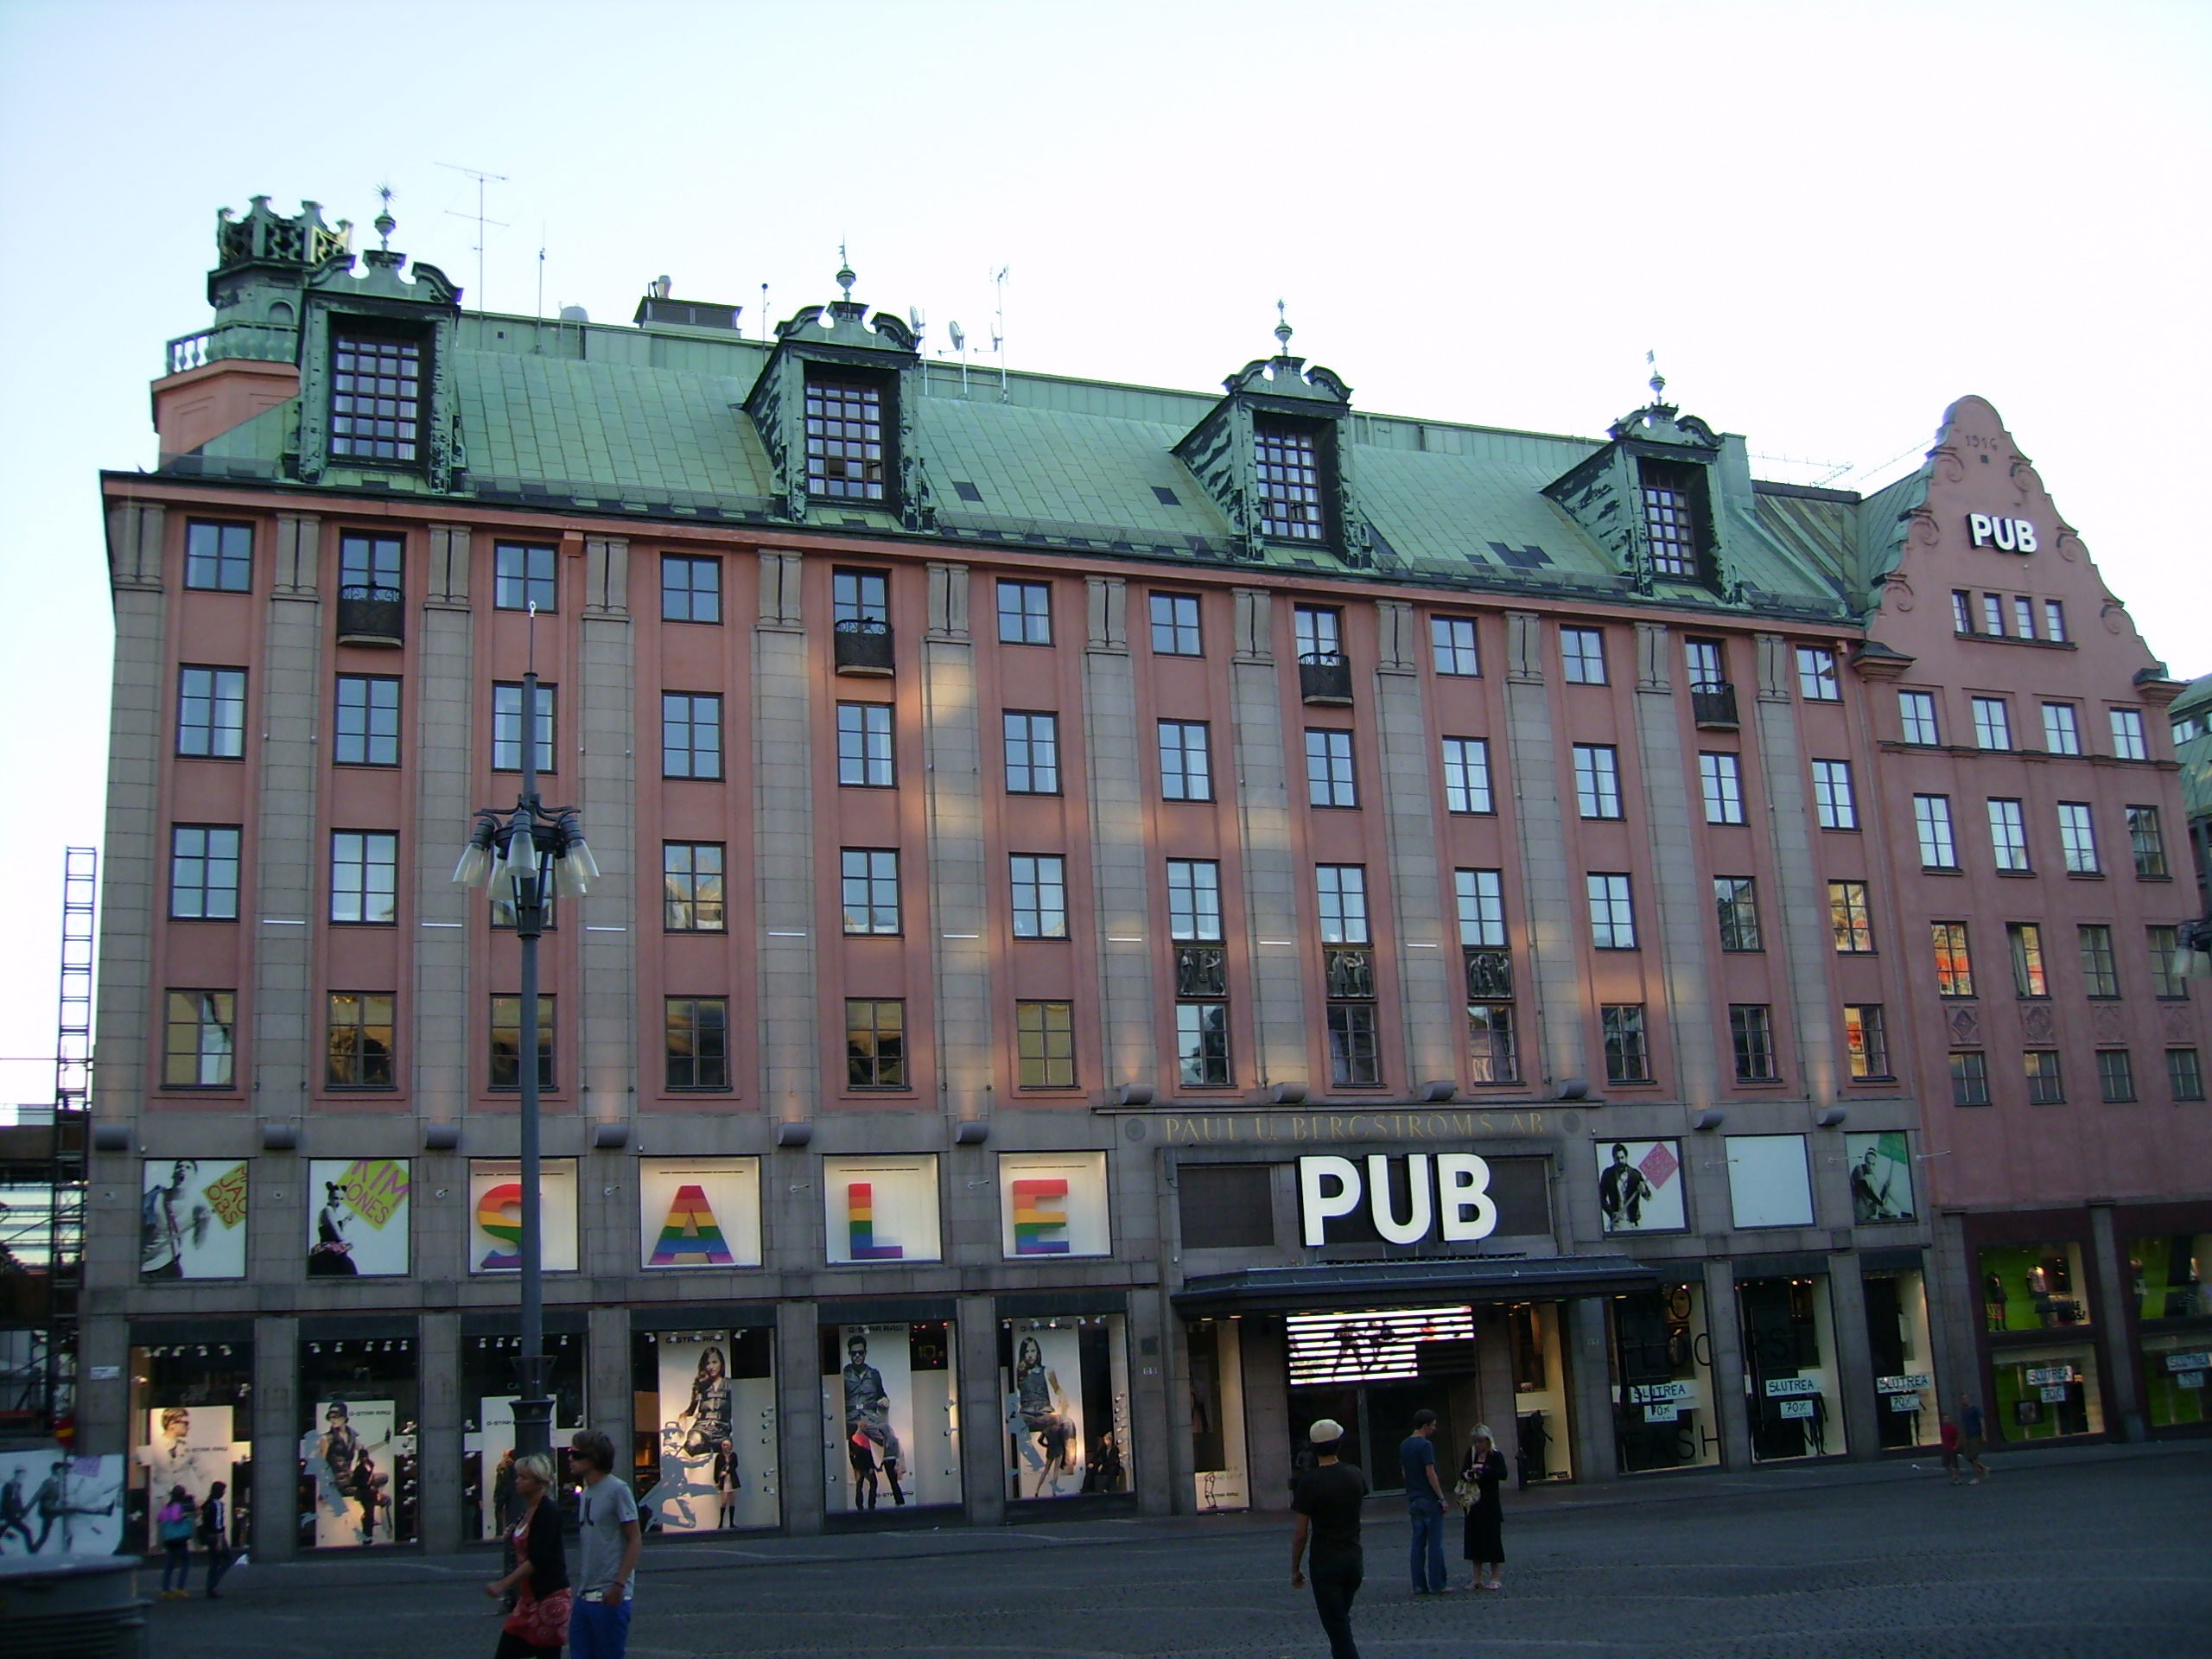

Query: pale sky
left=2, top=0, right=2207, bottom=1105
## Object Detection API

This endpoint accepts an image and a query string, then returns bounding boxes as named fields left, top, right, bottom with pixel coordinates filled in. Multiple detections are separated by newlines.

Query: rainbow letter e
left=847, top=1182, right=903, bottom=1260
left=1012, top=1178, right=1071, bottom=1255
left=649, top=1183, right=734, bottom=1267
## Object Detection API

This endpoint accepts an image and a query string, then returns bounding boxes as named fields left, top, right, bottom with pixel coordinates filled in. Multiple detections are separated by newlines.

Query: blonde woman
left=1459, top=1426, right=1508, bottom=1592
left=485, top=1452, right=571, bottom=1656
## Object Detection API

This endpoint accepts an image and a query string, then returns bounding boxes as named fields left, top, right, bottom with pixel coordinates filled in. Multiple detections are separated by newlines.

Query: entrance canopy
left=1173, top=1254, right=1658, bottom=1319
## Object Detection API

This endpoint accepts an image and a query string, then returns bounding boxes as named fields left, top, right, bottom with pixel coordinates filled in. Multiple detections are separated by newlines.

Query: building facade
left=82, top=198, right=2212, bottom=1560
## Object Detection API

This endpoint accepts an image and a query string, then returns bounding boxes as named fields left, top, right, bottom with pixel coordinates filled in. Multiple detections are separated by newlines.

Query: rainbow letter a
left=650, top=1183, right=734, bottom=1267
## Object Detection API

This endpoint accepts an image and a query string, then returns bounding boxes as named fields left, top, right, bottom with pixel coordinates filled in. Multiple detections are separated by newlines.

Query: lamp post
left=451, top=660, right=597, bottom=1460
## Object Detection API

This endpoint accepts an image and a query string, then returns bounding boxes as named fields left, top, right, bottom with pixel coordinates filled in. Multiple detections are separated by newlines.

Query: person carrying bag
left=484, top=1452, right=570, bottom=1657
left=156, top=1486, right=196, bottom=1599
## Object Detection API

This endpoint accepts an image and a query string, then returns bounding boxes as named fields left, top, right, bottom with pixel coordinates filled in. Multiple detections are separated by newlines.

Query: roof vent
left=558, top=305, right=588, bottom=323
left=633, top=293, right=743, bottom=332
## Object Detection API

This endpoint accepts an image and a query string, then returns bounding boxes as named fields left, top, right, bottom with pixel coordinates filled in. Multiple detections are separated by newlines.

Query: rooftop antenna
left=947, top=320, right=969, bottom=394
left=373, top=184, right=397, bottom=252
left=908, top=307, right=927, bottom=393
left=1645, top=347, right=1668, bottom=406
left=991, top=266, right=1009, bottom=401
left=437, top=161, right=510, bottom=312
left=760, top=283, right=769, bottom=342
left=1274, top=298, right=1294, bottom=355
left=536, top=222, right=547, bottom=321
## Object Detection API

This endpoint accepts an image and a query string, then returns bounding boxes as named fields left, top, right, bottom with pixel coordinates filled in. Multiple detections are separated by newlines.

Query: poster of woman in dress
left=301, top=1400, right=397, bottom=1548
left=1596, top=1140, right=1686, bottom=1233
left=1846, top=1132, right=1916, bottom=1224
left=1005, top=1330, right=1083, bottom=1499
left=139, top=1158, right=249, bottom=1279
left=0, top=1453, right=123, bottom=1559
left=306, top=1158, right=411, bottom=1276
left=135, top=1406, right=235, bottom=1548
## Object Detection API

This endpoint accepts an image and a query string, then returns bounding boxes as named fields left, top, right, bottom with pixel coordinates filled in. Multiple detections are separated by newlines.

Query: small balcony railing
left=1299, top=650, right=1353, bottom=705
left=336, top=585, right=404, bottom=647
left=834, top=617, right=894, bottom=676
left=1324, top=945, right=1375, bottom=1000
left=1464, top=949, right=1513, bottom=1001
left=1691, top=682, right=1739, bottom=730
left=1173, top=944, right=1227, bottom=999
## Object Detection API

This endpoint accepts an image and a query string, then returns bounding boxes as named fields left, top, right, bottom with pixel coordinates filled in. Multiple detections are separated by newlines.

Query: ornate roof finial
left=1646, top=347, right=1667, bottom=405
left=836, top=241, right=856, bottom=299
left=1274, top=298, right=1294, bottom=355
left=374, top=184, right=397, bottom=251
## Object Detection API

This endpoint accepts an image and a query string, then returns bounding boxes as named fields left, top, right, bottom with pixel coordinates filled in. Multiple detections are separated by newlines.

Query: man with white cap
left=1290, top=1417, right=1368, bottom=1659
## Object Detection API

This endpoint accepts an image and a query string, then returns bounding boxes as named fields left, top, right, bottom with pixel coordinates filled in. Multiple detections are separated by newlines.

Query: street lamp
left=451, top=661, right=597, bottom=1460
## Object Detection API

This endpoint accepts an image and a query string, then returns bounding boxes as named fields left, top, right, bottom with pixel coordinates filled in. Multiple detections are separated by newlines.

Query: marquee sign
left=1296, top=1153, right=1498, bottom=1247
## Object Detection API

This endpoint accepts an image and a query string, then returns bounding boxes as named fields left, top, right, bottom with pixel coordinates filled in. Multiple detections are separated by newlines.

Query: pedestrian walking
left=1956, top=1394, right=1991, bottom=1484
left=569, top=1429, right=642, bottom=1659
left=199, top=1478, right=235, bottom=1597
left=1458, top=1426, right=1507, bottom=1592
left=1398, top=1408, right=1452, bottom=1594
left=483, top=1452, right=571, bottom=1657
left=1937, top=1416, right=1962, bottom=1484
left=1290, top=1418, right=1368, bottom=1659
left=156, top=1485, right=196, bottom=1599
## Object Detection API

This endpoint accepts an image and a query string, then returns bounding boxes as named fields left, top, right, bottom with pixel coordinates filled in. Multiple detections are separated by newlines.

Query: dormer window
left=805, top=372, right=887, bottom=500
left=1255, top=419, right=1327, bottom=542
left=330, top=327, right=424, bottom=463
left=1639, top=459, right=1707, bottom=578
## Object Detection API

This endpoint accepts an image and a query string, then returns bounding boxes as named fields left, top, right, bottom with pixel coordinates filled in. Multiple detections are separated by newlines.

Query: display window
left=1724, top=1135, right=1815, bottom=1230
left=1862, top=1268, right=1939, bottom=1448
left=128, top=1333, right=252, bottom=1551
left=821, top=1157, right=941, bottom=1266
left=139, top=1157, right=249, bottom=1279
left=997, top=1152, right=1110, bottom=1258
left=306, top=1157, right=411, bottom=1276
left=2128, top=1233, right=2209, bottom=1321
left=1608, top=1282, right=1719, bottom=1472
left=1978, top=1242, right=2093, bottom=1332
left=1593, top=1139, right=1687, bottom=1234
left=296, top=1332, right=418, bottom=1548
left=1185, top=1318, right=1249, bottom=1511
left=819, top=1320, right=961, bottom=1516
left=631, top=1325, right=779, bottom=1532
left=2139, top=1332, right=2210, bottom=1429
left=1989, top=1344, right=2103, bottom=1439
left=999, top=1314, right=1131, bottom=1502
left=467, top=1158, right=579, bottom=1274
left=638, top=1158, right=762, bottom=1269
left=461, top=1325, right=587, bottom=1541
left=1736, top=1275, right=1847, bottom=1461
left=1505, top=1302, right=1574, bottom=1482
left=1844, top=1133, right=1916, bottom=1225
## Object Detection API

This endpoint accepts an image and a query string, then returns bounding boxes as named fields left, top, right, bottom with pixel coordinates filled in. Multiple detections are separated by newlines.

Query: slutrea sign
left=1967, top=514, right=2038, bottom=553
left=1298, top=1153, right=1498, bottom=1247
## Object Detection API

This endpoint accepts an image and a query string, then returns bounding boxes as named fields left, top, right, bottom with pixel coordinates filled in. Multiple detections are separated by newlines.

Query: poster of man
left=139, top=1158, right=249, bottom=1279
left=300, top=1400, right=398, bottom=1548
left=1596, top=1140, right=1686, bottom=1232
left=0, top=1452, right=123, bottom=1559
left=1846, top=1132, right=1916, bottom=1224
left=135, top=1405, right=234, bottom=1548
left=306, top=1157, right=411, bottom=1276
left=830, top=1327, right=913, bottom=1514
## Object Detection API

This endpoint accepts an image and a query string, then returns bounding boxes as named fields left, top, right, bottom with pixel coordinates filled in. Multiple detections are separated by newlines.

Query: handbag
left=1452, top=1477, right=1478, bottom=1506
left=501, top=1507, right=573, bottom=1647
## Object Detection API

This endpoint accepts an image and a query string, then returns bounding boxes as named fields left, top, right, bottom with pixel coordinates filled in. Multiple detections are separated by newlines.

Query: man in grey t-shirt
left=569, top=1428, right=642, bottom=1659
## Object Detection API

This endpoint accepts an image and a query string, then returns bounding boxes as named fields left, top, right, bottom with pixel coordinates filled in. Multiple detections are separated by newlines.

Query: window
left=1796, top=646, right=1840, bottom=701
left=1306, top=728, right=1357, bottom=807
left=2124, top=805, right=2166, bottom=878
left=2024, top=1050, right=2065, bottom=1105
left=1987, top=798, right=2031, bottom=872
left=1981, top=593, right=2005, bottom=635
left=2008, top=923, right=2049, bottom=997
left=664, top=997, right=730, bottom=1090
left=1933, top=923, right=1975, bottom=997
left=2149, top=926, right=2187, bottom=998
left=488, top=994, right=555, bottom=1090
left=1971, top=697, right=2013, bottom=750
left=1699, top=752, right=1745, bottom=824
left=1573, top=744, right=1623, bottom=819
left=2044, top=600, right=2068, bottom=642
left=996, top=580, right=1052, bottom=645
left=1844, top=1005, right=1891, bottom=1080
left=1730, top=1005, right=1777, bottom=1082
left=1455, top=869, right=1506, bottom=947
left=832, top=568, right=889, bottom=625
left=2096, top=1049, right=2136, bottom=1103
left=492, top=682, right=556, bottom=772
left=493, top=543, right=556, bottom=612
left=1950, top=1050, right=1990, bottom=1106
left=805, top=375, right=886, bottom=499
left=2167, top=1048, right=2205, bottom=1102
left=1602, top=1004, right=1650, bottom=1083
left=1294, top=606, right=1342, bottom=662
left=1431, top=616, right=1480, bottom=676
left=662, top=693, right=723, bottom=779
left=1009, top=855, right=1068, bottom=939
left=1255, top=422, right=1325, bottom=541
left=660, top=554, right=722, bottom=623
left=1467, top=1003, right=1517, bottom=1083
left=1159, top=721, right=1213, bottom=801
left=836, top=702, right=894, bottom=786
left=334, top=675, right=401, bottom=766
left=170, top=825, right=241, bottom=920
left=846, top=1000, right=906, bottom=1089
left=1951, top=591, right=1973, bottom=634
left=1441, top=737, right=1492, bottom=813
left=2110, top=708, right=2148, bottom=760
left=663, top=842, right=726, bottom=932
left=1016, top=1001, right=1077, bottom=1088
left=1915, top=794, right=1958, bottom=868
left=340, top=531, right=403, bottom=599
left=1684, top=638, right=1726, bottom=696
left=1641, top=461, right=1702, bottom=577
left=840, top=849, right=900, bottom=934
left=1003, top=712, right=1060, bottom=794
left=1899, top=690, right=1942, bottom=746
left=330, top=831, right=398, bottom=925
left=1829, top=880, right=1873, bottom=954
left=326, top=993, right=395, bottom=1089
left=1150, top=593, right=1202, bottom=655
left=1587, top=874, right=1636, bottom=950
left=1315, top=865, right=1370, bottom=944
left=2042, top=702, right=2082, bottom=755
left=1560, top=627, right=1607, bottom=683
left=177, top=666, right=246, bottom=758
left=2013, top=596, right=2036, bottom=639
left=1326, top=1003, right=1380, bottom=1086
left=1812, top=760, right=1858, bottom=829
left=163, top=991, right=236, bottom=1088
left=1166, top=860, right=1224, bottom=941
left=1714, top=877, right=1762, bottom=951
left=1175, top=1002, right=1231, bottom=1086
left=330, top=330, right=423, bottom=461
left=2078, top=925, right=2120, bottom=997
left=185, top=521, right=252, bottom=591
left=2057, top=803, right=2101, bottom=874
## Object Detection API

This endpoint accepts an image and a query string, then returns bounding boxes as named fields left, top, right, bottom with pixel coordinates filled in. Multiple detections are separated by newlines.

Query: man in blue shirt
left=1398, top=1409, right=1452, bottom=1593
left=1956, top=1394, right=1991, bottom=1484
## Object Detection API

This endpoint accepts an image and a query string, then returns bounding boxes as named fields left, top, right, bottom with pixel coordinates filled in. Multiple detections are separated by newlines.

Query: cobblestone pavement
left=129, top=1445, right=2205, bottom=1658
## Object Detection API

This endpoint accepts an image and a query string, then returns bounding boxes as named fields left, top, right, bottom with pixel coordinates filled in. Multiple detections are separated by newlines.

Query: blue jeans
left=1407, top=1503, right=1447, bottom=1592
left=569, top=1593, right=632, bottom=1659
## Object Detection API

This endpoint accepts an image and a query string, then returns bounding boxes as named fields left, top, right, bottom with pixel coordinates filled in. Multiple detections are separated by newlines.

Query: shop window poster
left=638, top=1158, right=762, bottom=1270
left=467, top=1159, right=579, bottom=1274
left=300, top=1399, right=405, bottom=1548
left=139, top=1157, right=248, bottom=1279
left=1595, top=1140, right=1686, bottom=1233
left=0, top=1452, right=124, bottom=1559
left=307, top=1157, right=411, bottom=1276
left=822, top=1156, right=941, bottom=1266
left=997, top=1152, right=1110, bottom=1259
left=134, top=1405, right=239, bottom=1548
left=825, top=1323, right=958, bottom=1513
left=464, top=1395, right=583, bottom=1541
left=1725, top=1135, right=1816, bottom=1230
left=642, top=1333, right=777, bottom=1532
left=1844, top=1133, right=1915, bottom=1224
left=1005, top=1326, right=1084, bottom=1498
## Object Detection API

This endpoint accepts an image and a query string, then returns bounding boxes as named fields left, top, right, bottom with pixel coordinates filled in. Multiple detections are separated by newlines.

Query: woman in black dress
left=1460, top=1425, right=1507, bottom=1592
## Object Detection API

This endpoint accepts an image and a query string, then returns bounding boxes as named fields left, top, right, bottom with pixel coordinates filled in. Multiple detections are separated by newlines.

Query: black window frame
left=2094, top=1048, right=2136, bottom=1104
left=176, top=664, right=247, bottom=760
left=1844, top=1005, right=1891, bottom=1080
left=1305, top=728, right=1357, bottom=808
left=1325, top=1002, right=1381, bottom=1087
left=1729, top=1003, right=1778, bottom=1082
left=839, top=848, right=902, bottom=936
left=162, top=988, right=238, bottom=1090
left=184, top=520, right=253, bottom=592
left=334, top=674, right=402, bottom=766
left=1015, top=1000, right=1077, bottom=1089
left=845, top=999, right=907, bottom=1090
left=661, top=691, right=725, bottom=781
left=329, top=830, right=399, bottom=926
left=804, top=371, right=892, bottom=502
left=836, top=701, right=895, bottom=787
left=1638, top=459, right=1709, bottom=581
left=1255, top=417, right=1332, bottom=543
left=1149, top=592, right=1203, bottom=656
left=1829, top=880, right=1874, bottom=954
left=1002, top=710, right=1062, bottom=795
left=1159, top=720, right=1213, bottom=802
left=329, top=324, right=427, bottom=465
left=493, top=542, right=558, bottom=613
left=995, top=579, right=1052, bottom=645
left=663, top=842, right=728, bottom=933
left=325, top=990, right=397, bottom=1090
left=1008, top=853, right=1069, bottom=940
left=169, top=823, right=243, bottom=921
left=664, top=996, right=732, bottom=1091
left=1714, top=876, right=1762, bottom=952
left=489, top=994, right=556, bottom=1091
left=491, top=681, right=556, bottom=773
left=1601, top=1003, right=1650, bottom=1084
left=660, top=555, right=723, bottom=624
left=1174, top=1001, right=1233, bottom=1087
left=1950, top=1049, right=1990, bottom=1106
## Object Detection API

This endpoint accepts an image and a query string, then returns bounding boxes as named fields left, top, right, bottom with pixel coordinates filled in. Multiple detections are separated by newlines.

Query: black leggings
left=1308, top=1551, right=1363, bottom=1659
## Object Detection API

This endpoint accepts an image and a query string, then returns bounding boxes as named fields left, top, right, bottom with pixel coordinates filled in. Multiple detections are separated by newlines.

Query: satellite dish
left=948, top=321, right=965, bottom=351
left=908, top=306, right=926, bottom=331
